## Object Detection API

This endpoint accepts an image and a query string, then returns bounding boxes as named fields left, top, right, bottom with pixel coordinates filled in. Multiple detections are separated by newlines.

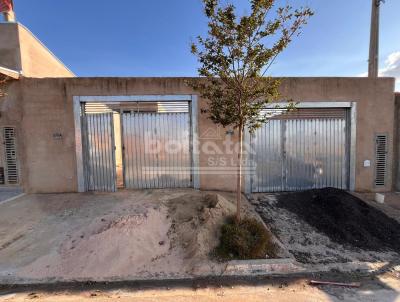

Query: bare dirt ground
left=0, top=189, right=271, bottom=283
left=253, top=188, right=400, bottom=265
left=0, top=272, right=399, bottom=301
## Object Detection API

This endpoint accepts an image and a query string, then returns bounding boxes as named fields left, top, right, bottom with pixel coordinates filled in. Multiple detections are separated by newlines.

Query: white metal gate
left=251, top=108, right=349, bottom=192
left=121, top=112, right=191, bottom=189
left=82, top=113, right=117, bottom=192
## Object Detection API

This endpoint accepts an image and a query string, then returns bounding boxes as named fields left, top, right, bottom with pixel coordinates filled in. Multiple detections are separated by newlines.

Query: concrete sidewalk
left=0, top=187, right=23, bottom=204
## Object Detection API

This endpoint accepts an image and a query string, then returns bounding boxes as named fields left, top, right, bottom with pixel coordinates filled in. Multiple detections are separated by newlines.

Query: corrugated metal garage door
left=121, top=112, right=191, bottom=189
left=251, top=108, right=349, bottom=192
left=81, top=102, right=192, bottom=191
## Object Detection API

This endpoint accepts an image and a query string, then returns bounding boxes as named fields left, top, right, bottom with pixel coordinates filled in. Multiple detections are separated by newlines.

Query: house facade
left=0, top=22, right=398, bottom=194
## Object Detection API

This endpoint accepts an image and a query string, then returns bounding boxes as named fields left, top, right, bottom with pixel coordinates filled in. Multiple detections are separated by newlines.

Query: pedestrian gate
left=251, top=108, right=350, bottom=192
left=81, top=113, right=117, bottom=192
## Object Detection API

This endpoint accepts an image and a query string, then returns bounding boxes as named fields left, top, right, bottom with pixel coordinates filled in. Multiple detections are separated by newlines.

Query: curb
left=223, top=258, right=306, bottom=276
left=0, top=259, right=298, bottom=285
left=2, top=260, right=395, bottom=286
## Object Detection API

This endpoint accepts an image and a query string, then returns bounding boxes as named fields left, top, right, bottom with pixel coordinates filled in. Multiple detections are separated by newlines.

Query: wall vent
left=0, top=167, right=4, bottom=185
left=375, top=134, right=388, bottom=187
left=3, top=127, right=18, bottom=185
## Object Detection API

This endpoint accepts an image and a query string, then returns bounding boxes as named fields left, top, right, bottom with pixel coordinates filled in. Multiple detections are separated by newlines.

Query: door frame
left=244, top=101, right=357, bottom=194
left=73, top=95, right=200, bottom=192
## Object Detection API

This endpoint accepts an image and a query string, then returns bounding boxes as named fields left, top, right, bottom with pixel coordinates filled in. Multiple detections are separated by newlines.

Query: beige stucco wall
left=0, top=23, right=21, bottom=71
left=8, top=77, right=396, bottom=193
left=0, top=23, right=74, bottom=77
left=0, top=79, right=23, bottom=182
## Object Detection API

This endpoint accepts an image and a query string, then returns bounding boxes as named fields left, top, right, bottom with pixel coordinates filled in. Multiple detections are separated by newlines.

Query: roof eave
left=0, top=66, right=22, bottom=80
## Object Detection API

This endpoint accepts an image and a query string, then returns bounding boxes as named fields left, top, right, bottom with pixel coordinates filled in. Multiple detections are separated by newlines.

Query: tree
left=189, top=0, right=313, bottom=221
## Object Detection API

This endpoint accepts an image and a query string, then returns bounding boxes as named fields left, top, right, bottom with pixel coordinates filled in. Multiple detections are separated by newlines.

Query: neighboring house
left=0, top=21, right=74, bottom=187
left=0, top=21, right=398, bottom=194
left=0, top=22, right=74, bottom=78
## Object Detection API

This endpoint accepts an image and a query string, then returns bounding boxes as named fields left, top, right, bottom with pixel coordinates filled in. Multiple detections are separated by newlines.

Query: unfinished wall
left=14, top=77, right=396, bottom=193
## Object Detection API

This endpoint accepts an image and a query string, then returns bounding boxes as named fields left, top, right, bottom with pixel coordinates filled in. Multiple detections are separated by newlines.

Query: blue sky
left=10, top=0, right=400, bottom=89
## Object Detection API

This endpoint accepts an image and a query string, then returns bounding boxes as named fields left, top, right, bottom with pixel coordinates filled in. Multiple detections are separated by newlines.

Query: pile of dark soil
left=275, top=188, right=400, bottom=252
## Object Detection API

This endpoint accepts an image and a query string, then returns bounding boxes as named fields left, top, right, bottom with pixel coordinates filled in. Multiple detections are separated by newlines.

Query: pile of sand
left=18, top=192, right=235, bottom=280
left=167, top=193, right=236, bottom=274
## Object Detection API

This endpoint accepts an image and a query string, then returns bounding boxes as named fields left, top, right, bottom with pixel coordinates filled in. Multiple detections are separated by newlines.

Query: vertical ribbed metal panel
left=82, top=113, right=116, bottom=192
left=122, top=112, right=191, bottom=189
left=252, top=109, right=349, bottom=192
left=252, top=120, right=283, bottom=192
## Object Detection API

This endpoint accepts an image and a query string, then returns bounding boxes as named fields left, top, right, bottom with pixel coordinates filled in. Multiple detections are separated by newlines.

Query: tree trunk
left=236, top=125, right=243, bottom=222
